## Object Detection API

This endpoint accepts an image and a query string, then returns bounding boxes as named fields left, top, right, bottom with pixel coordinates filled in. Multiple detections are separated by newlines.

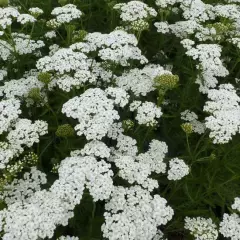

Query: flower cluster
left=102, top=186, right=174, bottom=240
left=167, top=158, right=189, bottom=180
left=62, top=88, right=120, bottom=140
left=181, top=110, right=205, bottom=134
left=51, top=4, right=82, bottom=24
left=184, top=217, right=218, bottom=240
left=130, top=101, right=162, bottom=126
left=204, top=84, right=240, bottom=144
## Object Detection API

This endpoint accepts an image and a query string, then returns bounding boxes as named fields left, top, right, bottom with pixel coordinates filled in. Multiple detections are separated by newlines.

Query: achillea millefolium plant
left=0, top=0, right=240, bottom=239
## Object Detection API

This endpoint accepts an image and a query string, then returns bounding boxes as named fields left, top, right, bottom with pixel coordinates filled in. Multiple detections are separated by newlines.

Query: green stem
left=88, top=202, right=96, bottom=238
left=186, top=134, right=193, bottom=161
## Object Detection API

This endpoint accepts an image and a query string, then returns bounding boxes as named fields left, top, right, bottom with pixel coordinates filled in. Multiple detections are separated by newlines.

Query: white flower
left=0, top=68, right=7, bottom=81
left=51, top=4, right=82, bottom=24
left=0, top=142, right=15, bottom=169
left=155, top=0, right=178, bottom=8
left=0, top=34, right=44, bottom=60
left=73, top=140, right=111, bottom=159
left=137, top=139, right=168, bottom=174
left=102, top=186, right=174, bottom=240
left=113, top=1, right=157, bottom=22
left=204, top=84, right=240, bottom=144
left=0, top=7, right=20, bottom=29
left=74, top=30, right=148, bottom=66
left=29, top=7, right=43, bottom=16
left=0, top=98, right=21, bottom=134
left=0, top=156, right=113, bottom=240
left=36, top=48, right=89, bottom=74
left=155, top=22, right=170, bottom=34
left=180, top=39, right=195, bottom=50
left=0, top=75, right=43, bottom=98
left=44, top=31, right=57, bottom=39
left=17, top=14, right=36, bottom=24
left=185, top=44, right=229, bottom=93
left=115, top=155, right=152, bottom=185
left=180, top=0, right=215, bottom=22
left=49, top=44, right=60, bottom=56
left=130, top=101, right=162, bottom=126
left=7, top=119, right=48, bottom=153
left=58, top=236, right=79, bottom=240
left=167, top=158, right=189, bottom=180
left=62, top=88, right=120, bottom=140
left=112, top=138, right=167, bottom=190
left=105, top=87, right=129, bottom=107
left=214, top=4, right=240, bottom=21
left=232, top=197, right=240, bottom=212
left=1, top=167, right=47, bottom=205
left=181, top=110, right=206, bottom=134
left=219, top=213, right=240, bottom=240
left=169, top=20, right=201, bottom=38
left=50, top=69, right=96, bottom=91
left=116, top=64, right=171, bottom=96
left=107, top=122, right=124, bottom=140
left=184, top=217, right=218, bottom=240
left=115, top=134, right=138, bottom=157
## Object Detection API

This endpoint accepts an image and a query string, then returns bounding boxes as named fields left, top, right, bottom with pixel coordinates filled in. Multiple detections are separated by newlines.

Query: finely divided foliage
left=0, top=0, right=240, bottom=239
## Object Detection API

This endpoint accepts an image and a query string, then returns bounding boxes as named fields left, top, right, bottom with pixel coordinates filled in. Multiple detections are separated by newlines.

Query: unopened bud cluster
left=154, top=74, right=179, bottom=91
left=38, top=72, right=52, bottom=85
left=56, top=124, right=75, bottom=137
left=122, top=119, right=134, bottom=131
left=28, top=88, right=42, bottom=102
left=181, top=123, right=193, bottom=135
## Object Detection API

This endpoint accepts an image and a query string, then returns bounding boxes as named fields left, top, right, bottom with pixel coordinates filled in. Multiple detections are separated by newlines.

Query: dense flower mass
left=184, top=217, right=219, bottom=240
left=0, top=0, right=240, bottom=239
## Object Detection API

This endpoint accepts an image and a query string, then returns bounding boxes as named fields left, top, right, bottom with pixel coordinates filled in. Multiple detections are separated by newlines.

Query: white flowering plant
left=0, top=0, right=240, bottom=239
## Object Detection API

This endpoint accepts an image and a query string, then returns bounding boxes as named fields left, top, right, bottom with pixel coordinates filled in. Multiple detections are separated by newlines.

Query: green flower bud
left=154, top=74, right=179, bottom=90
left=23, top=152, right=39, bottom=165
left=131, top=20, right=149, bottom=32
left=28, top=88, right=42, bottom=102
left=51, top=163, right=60, bottom=173
left=38, top=72, right=51, bottom=85
left=46, top=19, right=61, bottom=29
left=122, top=119, right=135, bottom=131
left=181, top=123, right=193, bottom=135
left=56, top=124, right=75, bottom=137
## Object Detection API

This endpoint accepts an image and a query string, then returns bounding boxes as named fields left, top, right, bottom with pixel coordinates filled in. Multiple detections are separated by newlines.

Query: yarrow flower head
left=116, top=64, right=171, bottom=96
left=62, top=88, right=120, bottom=140
left=130, top=101, right=162, bottom=126
left=220, top=213, right=240, bottom=240
left=29, top=7, right=43, bottom=17
left=102, top=186, right=174, bottom=240
left=204, top=84, right=240, bottom=144
left=181, top=110, right=205, bottom=134
left=113, top=1, right=157, bottom=23
left=72, top=30, right=148, bottom=66
left=184, top=217, right=218, bottom=240
left=51, top=4, right=82, bottom=24
left=0, top=6, right=20, bottom=29
left=0, top=98, right=21, bottom=134
left=167, top=158, right=189, bottom=180
left=17, top=14, right=36, bottom=24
